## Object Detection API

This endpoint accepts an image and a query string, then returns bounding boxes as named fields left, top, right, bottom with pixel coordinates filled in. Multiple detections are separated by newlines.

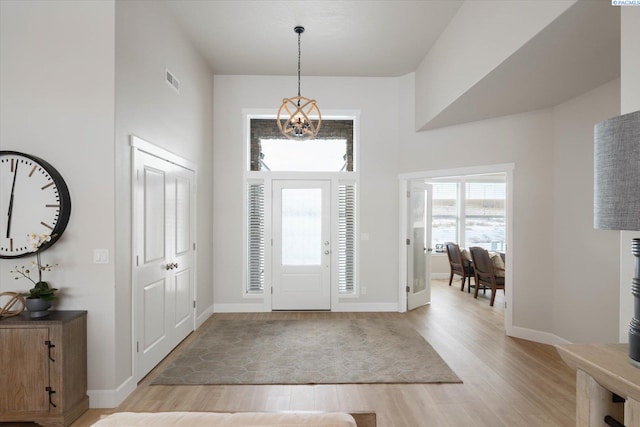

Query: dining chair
left=445, top=242, right=474, bottom=292
left=469, top=246, right=505, bottom=306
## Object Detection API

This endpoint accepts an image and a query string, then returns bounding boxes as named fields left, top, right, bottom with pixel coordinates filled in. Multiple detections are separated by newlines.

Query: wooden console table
left=0, top=310, right=88, bottom=427
left=557, top=343, right=640, bottom=426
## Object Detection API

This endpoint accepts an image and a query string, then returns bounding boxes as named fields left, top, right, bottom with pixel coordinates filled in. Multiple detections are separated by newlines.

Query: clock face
left=0, top=151, right=71, bottom=258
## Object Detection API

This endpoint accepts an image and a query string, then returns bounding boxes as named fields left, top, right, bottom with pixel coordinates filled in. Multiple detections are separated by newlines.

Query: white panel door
left=407, top=183, right=432, bottom=310
left=133, top=149, right=195, bottom=381
left=272, top=180, right=331, bottom=310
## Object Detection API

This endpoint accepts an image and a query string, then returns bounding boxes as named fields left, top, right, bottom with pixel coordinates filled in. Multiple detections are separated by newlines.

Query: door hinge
left=406, top=286, right=410, bottom=293
left=136, top=341, right=139, bottom=353
left=407, top=190, right=411, bottom=198
left=271, top=287, right=273, bottom=295
left=193, top=243, right=196, bottom=251
left=406, top=238, right=410, bottom=245
left=193, top=300, right=196, bottom=308
left=46, top=387, right=57, bottom=408
left=44, top=340, right=55, bottom=362
left=136, top=256, right=139, bottom=267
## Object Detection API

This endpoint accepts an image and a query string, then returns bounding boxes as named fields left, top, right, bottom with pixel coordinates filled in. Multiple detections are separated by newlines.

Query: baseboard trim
left=88, top=375, right=136, bottom=408
left=213, top=302, right=399, bottom=313
left=213, top=303, right=269, bottom=313
left=196, top=304, right=214, bottom=328
left=507, top=325, right=572, bottom=346
left=333, top=302, right=398, bottom=312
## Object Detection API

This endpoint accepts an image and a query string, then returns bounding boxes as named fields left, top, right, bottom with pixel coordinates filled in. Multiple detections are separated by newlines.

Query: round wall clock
left=0, top=151, right=71, bottom=258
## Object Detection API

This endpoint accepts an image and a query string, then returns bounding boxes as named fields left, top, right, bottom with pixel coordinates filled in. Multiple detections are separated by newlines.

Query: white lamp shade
left=594, top=110, right=640, bottom=231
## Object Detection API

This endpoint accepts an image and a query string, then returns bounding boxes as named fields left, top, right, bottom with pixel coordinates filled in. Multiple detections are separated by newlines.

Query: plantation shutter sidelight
left=338, top=183, right=356, bottom=294
left=247, top=183, right=265, bottom=293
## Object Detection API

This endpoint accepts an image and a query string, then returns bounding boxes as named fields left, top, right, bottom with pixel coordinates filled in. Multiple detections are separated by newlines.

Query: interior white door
left=272, top=180, right=331, bottom=310
left=133, top=149, right=195, bottom=380
left=407, top=183, right=432, bottom=310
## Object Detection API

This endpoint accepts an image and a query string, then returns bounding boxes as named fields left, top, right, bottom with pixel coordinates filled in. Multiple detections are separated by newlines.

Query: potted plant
left=11, top=233, right=59, bottom=318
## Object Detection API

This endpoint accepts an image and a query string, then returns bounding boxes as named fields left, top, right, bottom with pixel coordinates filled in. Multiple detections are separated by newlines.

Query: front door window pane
left=281, top=188, right=322, bottom=265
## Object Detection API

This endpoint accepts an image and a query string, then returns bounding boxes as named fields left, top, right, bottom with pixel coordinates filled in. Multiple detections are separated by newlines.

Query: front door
left=272, top=180, right=331, bottom=310
left=133, top=148, right=195, bottom=381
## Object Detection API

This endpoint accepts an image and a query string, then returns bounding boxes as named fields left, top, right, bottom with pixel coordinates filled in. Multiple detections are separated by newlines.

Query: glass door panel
left=281, top=188, right=322, bottom=266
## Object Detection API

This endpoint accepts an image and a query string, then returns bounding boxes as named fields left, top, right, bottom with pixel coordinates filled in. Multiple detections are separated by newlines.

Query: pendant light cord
left=297, top=30, right=302, bottom=102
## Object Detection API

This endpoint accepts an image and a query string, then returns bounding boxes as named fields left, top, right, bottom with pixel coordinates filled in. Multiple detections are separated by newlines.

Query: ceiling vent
left=165, top=68, right=180, bottom=93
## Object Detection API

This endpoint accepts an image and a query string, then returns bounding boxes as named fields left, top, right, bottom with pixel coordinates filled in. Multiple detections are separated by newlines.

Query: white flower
left=27, top=233, right=51, bottom=251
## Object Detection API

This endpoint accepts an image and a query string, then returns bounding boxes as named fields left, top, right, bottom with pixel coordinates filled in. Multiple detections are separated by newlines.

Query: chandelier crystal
left=277, top=26, right=321, bottom=140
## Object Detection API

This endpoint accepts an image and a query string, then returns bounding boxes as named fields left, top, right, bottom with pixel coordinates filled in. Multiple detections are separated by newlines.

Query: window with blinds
left=464, top=182, right=506, bottom=251
left=338, top=183, right=356, bottom=294
left=429, top=175, right=506, bottom=252
left=431, top=182, right=459, bottom=250
left=247, top=183, right=265, bottom=293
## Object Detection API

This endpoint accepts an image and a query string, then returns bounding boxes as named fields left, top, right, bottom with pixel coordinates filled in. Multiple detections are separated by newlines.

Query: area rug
left=152, top=318, right=461, bottom=385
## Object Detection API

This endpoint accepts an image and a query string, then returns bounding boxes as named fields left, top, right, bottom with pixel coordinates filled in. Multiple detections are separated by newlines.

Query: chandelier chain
left=297, top=30, right=301, bottom=100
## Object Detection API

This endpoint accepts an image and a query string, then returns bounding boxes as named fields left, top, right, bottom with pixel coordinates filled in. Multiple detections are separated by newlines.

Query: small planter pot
left=25, top=298, right=51, bottom=318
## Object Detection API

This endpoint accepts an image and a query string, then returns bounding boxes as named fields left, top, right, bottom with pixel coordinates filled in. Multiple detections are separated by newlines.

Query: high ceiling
left=163, top=0, right=464, bottom=77
left=163, top=0, right=620, bottom=129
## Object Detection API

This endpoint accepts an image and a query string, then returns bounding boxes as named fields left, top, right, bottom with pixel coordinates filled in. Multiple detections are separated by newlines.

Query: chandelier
left=277, top=26, right=321, bottom=140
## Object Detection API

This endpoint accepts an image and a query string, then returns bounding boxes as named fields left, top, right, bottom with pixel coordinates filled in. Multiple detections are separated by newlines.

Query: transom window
left=249, top=119, right=354, bottom=172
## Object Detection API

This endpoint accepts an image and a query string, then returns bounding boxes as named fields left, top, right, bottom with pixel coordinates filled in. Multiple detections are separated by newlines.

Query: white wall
left=399, top=73, right=621, bottom=342
left=400, top=73, right=556, bottom=334
left=551, top=79, right=620, bottom=343
left=114, top=0, right=214, bottom=400
left=619, top=7, right=640, bottom=342
left=0, top=0, right=117, bottom=392
left=0, top=0, right=213, bottom=407
left=213, top=75, right=399, bottom=308
left=414, top=0, right=574, bottom=130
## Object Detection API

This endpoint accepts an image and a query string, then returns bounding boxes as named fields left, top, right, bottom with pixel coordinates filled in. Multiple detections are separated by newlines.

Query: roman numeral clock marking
left=0, top=151, right=71, bottom=258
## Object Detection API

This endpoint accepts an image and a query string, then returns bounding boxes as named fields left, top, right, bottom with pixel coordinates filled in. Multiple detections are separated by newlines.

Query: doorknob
left=164, top=262, right=179, bottom=270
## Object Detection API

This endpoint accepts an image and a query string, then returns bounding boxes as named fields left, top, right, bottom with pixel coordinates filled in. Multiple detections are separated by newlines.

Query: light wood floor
left=67, top=280, right=576, bottom=427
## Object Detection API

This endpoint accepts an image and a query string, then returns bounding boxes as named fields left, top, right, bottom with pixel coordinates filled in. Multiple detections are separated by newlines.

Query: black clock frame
left=0, top=150, right=72, bottom=259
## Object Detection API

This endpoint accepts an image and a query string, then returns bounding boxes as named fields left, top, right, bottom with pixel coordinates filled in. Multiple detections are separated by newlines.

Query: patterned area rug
left=152, top=318, right=461, bottom=385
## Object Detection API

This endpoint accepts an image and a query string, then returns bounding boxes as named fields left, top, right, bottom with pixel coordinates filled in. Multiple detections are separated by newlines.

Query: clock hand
left=6, top=162, right=18, bottom=239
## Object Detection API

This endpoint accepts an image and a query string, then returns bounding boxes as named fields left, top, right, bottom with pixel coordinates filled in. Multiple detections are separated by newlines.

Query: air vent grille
left=165, top=68, right=180, bottom=93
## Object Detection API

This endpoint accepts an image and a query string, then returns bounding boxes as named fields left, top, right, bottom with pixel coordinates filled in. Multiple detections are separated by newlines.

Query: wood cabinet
left=557, top=343, right=640, bottom=427
left=0, top=311, right=89, bottom=427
